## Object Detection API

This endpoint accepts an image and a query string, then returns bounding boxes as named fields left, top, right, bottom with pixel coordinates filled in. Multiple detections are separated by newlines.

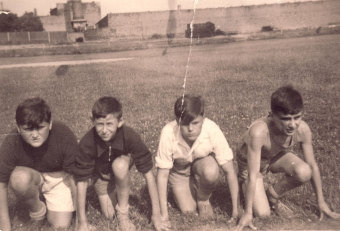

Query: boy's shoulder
left=50, top=120, right=77, bottom=140
left=295, top=120, right=312, bottom=140
left=0, top=128, right=21, bottom=151
left=248, top=118, right=270, bottom=140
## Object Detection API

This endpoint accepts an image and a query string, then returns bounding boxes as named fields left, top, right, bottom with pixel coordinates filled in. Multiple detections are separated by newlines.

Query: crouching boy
left=156, top=95, right=239, bottom=228
left=0, top=98, right=78, bottom=231
left=73, top=96, right=161, bottom=231
left=236, top=85, right=340, bottom=231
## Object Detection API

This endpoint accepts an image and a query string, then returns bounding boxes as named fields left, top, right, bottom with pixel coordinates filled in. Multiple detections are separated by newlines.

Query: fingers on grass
left=249, top=223, right=257, bottom=230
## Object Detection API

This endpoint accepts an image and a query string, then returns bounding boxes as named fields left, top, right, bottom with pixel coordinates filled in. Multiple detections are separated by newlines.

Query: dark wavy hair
left=271, top=85, right=303, bottom=115
left=174, top=95, right=204, bottom=125
left=15, top=97, right=51, bottom=129
left=92, top=96, right=122, bottom=120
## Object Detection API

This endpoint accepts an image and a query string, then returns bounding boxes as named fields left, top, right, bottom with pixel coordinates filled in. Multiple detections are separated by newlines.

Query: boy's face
left=272, top=111, right=303, bottom=136
left=94, top=113, right=123, bottom=142
left=179, top=115, right=204, bottom=145
left=17, top=121, right=52, bottom=148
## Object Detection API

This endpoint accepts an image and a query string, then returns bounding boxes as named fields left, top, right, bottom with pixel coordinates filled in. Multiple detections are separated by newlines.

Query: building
left=40, top=0, right=101, bottom=32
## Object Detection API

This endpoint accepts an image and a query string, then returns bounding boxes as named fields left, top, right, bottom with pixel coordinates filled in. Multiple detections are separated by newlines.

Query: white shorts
left=40, top=171, right=75, bottom=212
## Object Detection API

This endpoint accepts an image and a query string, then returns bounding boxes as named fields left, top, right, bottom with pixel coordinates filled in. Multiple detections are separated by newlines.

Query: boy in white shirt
left=156, top=95, right=239, bottom=228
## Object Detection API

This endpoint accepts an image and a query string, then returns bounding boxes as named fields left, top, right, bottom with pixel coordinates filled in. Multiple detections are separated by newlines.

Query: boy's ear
left=16, top=125, right=21, bottom=133
left=118, top=119, right=124, bottom=128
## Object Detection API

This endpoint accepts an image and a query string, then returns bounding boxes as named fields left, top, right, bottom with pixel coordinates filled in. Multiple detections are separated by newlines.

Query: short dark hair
left=271, top=85, right=303, bottom=115
left=174, top=95, right=204, bottom=125
left=15, top=97, right=51, bottom=128
left=92, top=96, right=122, bottom=120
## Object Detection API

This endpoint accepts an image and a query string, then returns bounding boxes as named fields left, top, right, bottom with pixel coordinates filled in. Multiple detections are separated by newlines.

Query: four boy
left=0, top=87, right=339, bottom=231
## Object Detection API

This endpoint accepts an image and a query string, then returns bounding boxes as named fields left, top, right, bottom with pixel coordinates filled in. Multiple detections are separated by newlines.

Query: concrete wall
left=106, top=0, right=340, bottom=38
left=40, top=15, right=66, bottom=32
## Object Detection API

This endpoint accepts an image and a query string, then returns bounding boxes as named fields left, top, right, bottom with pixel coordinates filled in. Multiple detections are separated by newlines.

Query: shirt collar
left=94, top=126, right=125, bottom=157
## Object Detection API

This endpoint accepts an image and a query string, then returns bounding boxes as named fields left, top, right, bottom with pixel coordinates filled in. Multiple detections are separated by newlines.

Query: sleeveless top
left=237, top=116, right=301, bottom=177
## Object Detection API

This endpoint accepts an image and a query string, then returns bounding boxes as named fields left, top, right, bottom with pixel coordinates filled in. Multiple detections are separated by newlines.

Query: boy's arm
left=300, top=123, right=340, bottom=220
left=76, top=180, right=89, bottom=231
left=236, top=125, right=265, bottom=231
left=221, top=160, right=239, bottom=219
left=157, top=168, right=170, bottom=220
left=143, top=170, right=162, bottom=230
left=0, top=182, right=11, bottom=231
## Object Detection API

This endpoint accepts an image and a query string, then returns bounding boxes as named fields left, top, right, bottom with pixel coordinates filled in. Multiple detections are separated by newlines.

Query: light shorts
left=168, top=171, right=197, bottom=193
left=40, top=171, right=75, bottom=212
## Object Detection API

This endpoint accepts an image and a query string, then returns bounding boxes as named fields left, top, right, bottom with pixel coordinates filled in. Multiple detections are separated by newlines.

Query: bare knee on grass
left=172, top=181, right=197, bottom=213
left=47, top=210, right=73, bottom=229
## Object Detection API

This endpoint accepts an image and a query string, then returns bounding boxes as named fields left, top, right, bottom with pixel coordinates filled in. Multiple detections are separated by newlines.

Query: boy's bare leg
left=9, top=167, right=44, bottom=214
left=191, top=155, right=220, bottom=218
left=112, top=155, right=135, bottom=231
left=192, top=155, right=219, bottom=201
left=269, top=153, right=312, bottom=197
left=47, top=211, right=73, bottom=228
left=242, top=174, right=271, bottom=217
left=112, top=155, right=130, bottom=209
left=98, top=191, right=116, bottom=219
left=171, top=174, right=197, bottom=213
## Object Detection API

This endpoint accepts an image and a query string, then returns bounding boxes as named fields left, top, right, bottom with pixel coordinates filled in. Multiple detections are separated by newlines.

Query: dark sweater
left=0, top=121, right=79, bottom=182
left=73, top=125, right=153, bottom=182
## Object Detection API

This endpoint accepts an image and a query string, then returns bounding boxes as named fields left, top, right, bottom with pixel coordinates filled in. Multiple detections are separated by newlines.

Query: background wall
left=105, top=0, right=340, bottom=38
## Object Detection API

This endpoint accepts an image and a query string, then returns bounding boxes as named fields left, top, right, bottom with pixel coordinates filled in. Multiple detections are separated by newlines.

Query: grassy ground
left=0, top=34, right=339, bottom=230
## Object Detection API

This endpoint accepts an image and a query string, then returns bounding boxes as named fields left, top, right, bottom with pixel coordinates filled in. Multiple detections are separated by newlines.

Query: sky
left=1, top=0, right=321, bottom=17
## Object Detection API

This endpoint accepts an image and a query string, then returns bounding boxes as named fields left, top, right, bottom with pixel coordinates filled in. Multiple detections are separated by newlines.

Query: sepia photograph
left=0, top=0, right=339, bottom=230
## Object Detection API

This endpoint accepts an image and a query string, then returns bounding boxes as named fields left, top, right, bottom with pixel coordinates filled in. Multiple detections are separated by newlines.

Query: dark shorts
left=237, top=151, right=288, bottom=182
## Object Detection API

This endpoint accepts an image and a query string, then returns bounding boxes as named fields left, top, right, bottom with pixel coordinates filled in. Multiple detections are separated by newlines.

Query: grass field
left=0, top=34, right=339, bottom=230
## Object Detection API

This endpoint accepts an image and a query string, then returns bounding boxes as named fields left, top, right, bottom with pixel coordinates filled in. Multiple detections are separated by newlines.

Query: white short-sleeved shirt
left=155, top=118, right=233, bottom=175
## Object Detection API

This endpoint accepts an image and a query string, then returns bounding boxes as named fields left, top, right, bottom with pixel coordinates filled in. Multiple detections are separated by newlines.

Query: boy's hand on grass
left=235, top=213, right=256, bottom=231
left=160, top=215, right=172, bottom=231
left=318, top=201, right=340, bottom=221
left=151, top=214, right=162, bottom=231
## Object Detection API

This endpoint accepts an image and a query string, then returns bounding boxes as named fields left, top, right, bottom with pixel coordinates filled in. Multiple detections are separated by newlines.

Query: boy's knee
left=9, top=167, right=39, bottom=193
left=293, top=163, right=312, bottom=183
left=112, top=156, right=130, bottom=179
left=255, top=208, right=271, bottom=218
left=200, top=165, right=219, bottom=184
left=47, top=210, right=73, bottom=229
left=48, top=214, right=72, bottom=229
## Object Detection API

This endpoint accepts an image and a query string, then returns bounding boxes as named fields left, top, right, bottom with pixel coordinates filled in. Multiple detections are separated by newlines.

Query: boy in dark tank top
left=236, top=85, right=340, bottom=231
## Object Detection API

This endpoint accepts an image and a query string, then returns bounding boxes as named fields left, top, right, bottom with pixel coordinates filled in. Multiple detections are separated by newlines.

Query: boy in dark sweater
left=74, top=96, right=161, bottom=231
left=0, top=97, right=78, bottom=231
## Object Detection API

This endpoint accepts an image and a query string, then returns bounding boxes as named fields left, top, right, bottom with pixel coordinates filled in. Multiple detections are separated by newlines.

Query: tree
left=0, top=13, right=20, bottom=32
left=0, top=12, right=44, bottom=32
left=19, top=12, right=43, bottom=31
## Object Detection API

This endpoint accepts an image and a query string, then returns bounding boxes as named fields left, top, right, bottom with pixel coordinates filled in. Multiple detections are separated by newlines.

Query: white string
left=179, top=0, right=199, bottom=124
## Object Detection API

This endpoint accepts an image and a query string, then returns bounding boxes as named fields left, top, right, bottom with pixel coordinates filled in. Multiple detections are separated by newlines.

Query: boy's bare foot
left=197, top=200, right=214, bottom=219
